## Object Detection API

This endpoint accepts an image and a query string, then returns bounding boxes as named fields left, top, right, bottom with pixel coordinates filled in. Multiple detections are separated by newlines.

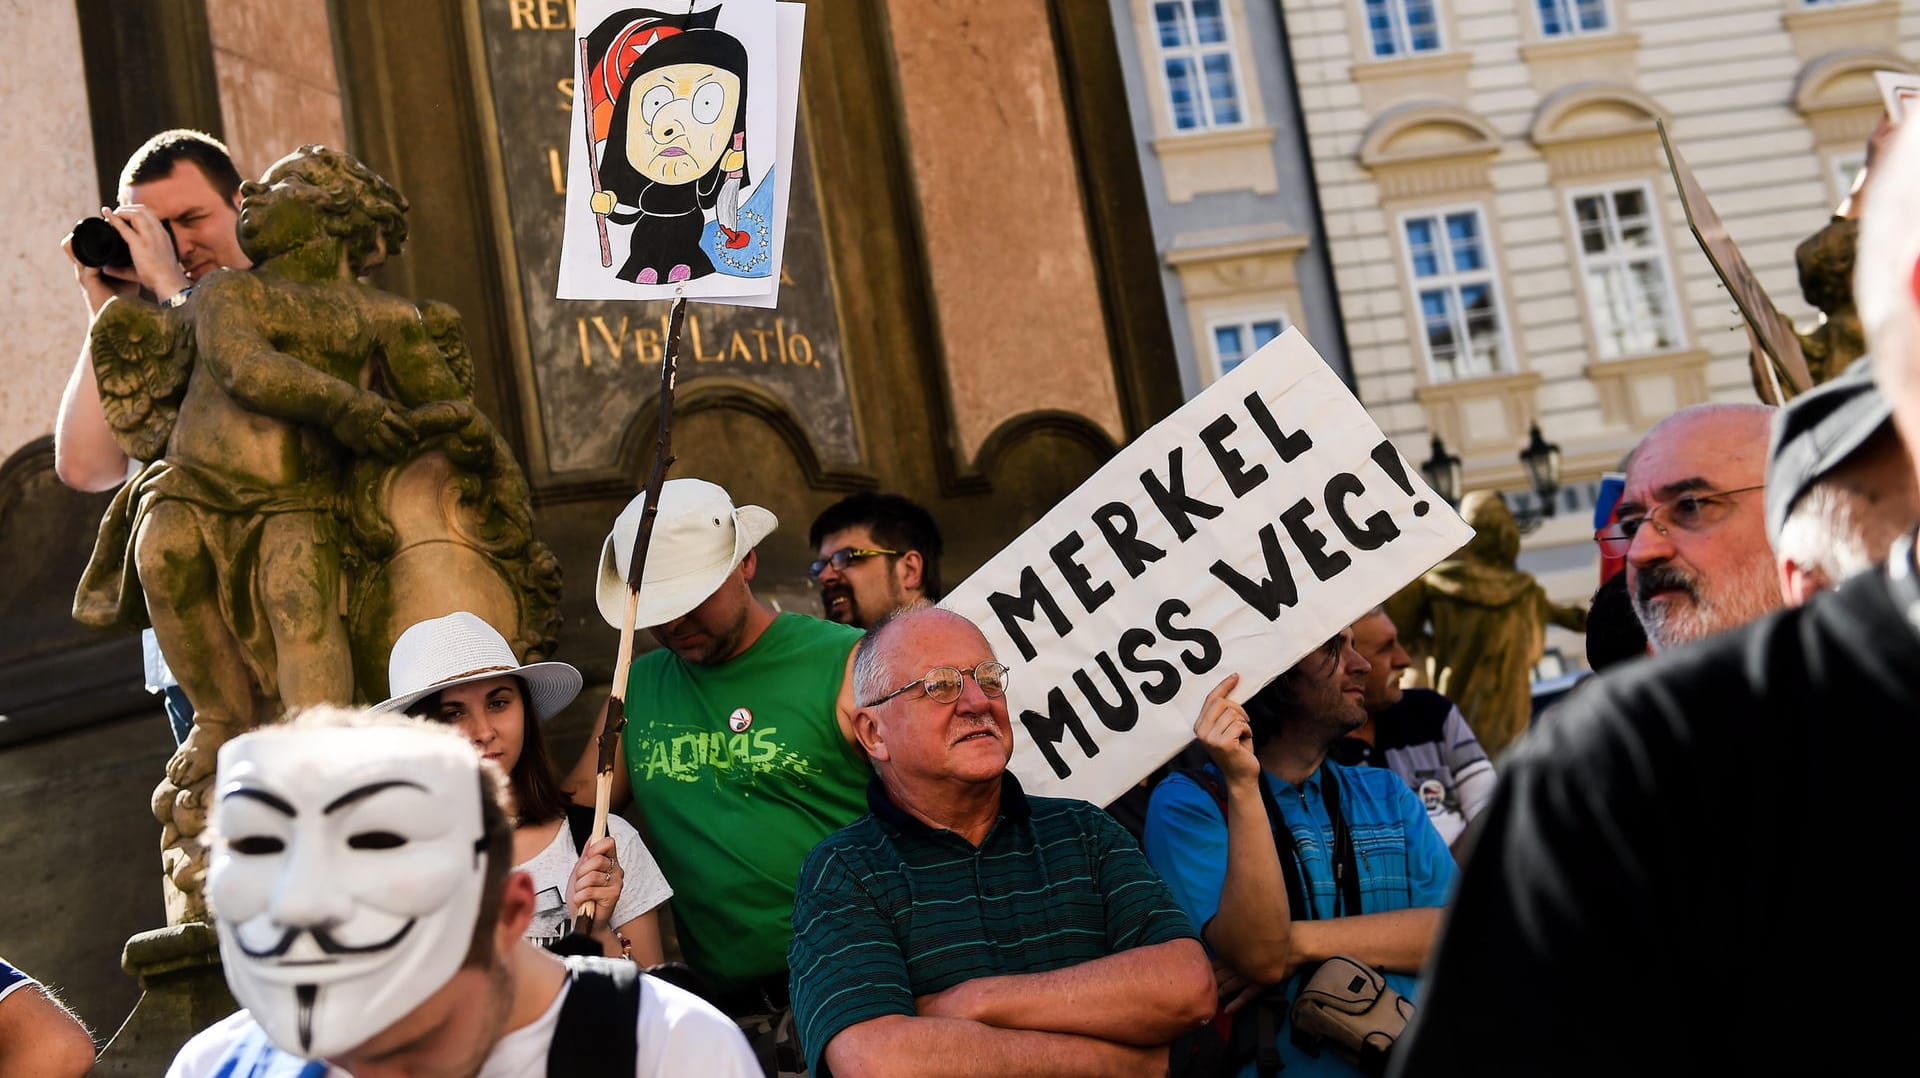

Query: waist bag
left=1288, top=955, right=1413, bottom=1077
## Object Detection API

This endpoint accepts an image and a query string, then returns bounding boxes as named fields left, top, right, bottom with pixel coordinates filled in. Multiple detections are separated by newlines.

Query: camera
left=70, top=215, right=175, bottom=270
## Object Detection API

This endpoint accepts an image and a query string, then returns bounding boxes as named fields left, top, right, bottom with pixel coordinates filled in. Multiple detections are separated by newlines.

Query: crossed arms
left=822, top=939, right=1214, bottom=1078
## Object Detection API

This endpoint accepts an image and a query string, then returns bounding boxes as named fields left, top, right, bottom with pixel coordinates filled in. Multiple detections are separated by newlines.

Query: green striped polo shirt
left=788, top=774, right=1199, bottom=1075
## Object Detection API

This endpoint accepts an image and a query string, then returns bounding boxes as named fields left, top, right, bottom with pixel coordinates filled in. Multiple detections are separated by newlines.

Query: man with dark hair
left=168, top=708, right=756, bottom=1077
left=807, top=492, right=944, bottom=629
left=56, top=129, right=253, bottom=745
left=58, top=129, right=251, bottom=493
left=1582, top=571, right=1647, bottom=672
left=1143, top=632, right=1454, bottom=1076
left=1333, top=609, right=1493, bottom=857
left=789, top=607, right=1215, bottom=1077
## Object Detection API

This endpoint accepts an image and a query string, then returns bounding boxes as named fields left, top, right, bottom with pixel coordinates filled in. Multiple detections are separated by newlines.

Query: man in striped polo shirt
left=788, top=607, right=1216, bottom=1077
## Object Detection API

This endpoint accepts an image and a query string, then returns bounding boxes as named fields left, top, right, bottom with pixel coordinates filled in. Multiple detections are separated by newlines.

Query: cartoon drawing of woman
left=588, top=19, right=752, bottom=285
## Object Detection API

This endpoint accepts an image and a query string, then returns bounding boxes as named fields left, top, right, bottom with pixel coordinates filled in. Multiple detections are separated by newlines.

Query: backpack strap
left=563, top=802, right=599, bottom=858
left=548, top=955, right=643, bottom=1078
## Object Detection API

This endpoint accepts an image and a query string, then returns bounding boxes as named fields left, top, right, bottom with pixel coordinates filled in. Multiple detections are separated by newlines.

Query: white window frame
left=1363, top=0, right=1446, bottom=59
left=1150, top=0, right=1249, bottom=133
left=1565, top=180, right=1687, bottom=360
left=1205, top=312, right=1291, bottom=383
left=1533, top=0, right=1613, bottom=37
left=1397, top=204, right=1515, bottom=382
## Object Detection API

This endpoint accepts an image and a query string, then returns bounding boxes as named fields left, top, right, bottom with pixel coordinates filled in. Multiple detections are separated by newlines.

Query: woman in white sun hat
left=376, top=611, right=671, bottom=962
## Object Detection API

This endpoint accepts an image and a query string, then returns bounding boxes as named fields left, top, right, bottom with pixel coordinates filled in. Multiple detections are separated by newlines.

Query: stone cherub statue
left=73, top=145, right=560, bottom=923
left=1384, top=491, right=1587, bottom=760
left=1749, top=115, right=1894, bottom=403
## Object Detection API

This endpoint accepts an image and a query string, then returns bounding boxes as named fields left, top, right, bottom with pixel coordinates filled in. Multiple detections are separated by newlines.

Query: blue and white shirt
left=1143, top=761, right=1456, bottom=1076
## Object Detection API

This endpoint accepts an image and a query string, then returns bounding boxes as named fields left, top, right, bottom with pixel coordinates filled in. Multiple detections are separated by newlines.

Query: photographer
left=56, top=128, right=250, bottom=493
left=54, top=129, right=250, bottom=744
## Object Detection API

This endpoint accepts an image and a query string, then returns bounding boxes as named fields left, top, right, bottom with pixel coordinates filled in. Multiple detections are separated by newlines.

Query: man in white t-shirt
left=167, top=708, right=756, bottom=1078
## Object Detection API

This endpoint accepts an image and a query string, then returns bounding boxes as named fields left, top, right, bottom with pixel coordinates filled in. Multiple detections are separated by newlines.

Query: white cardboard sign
left=942, top=330, right=1474, bottom=807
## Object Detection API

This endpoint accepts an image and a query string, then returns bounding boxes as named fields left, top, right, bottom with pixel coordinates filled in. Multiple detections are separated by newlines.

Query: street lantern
left=1518, top=422, right=1563, bottom=518
left=1421, top=434, right=1463, bottom=507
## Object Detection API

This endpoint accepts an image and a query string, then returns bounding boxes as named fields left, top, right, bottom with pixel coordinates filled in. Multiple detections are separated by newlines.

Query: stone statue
left=1384, top=491, right=1587, bottom=759
left=73, top=145, right=560, bottom=923
left=1791, top=215, right=1864, bottom=389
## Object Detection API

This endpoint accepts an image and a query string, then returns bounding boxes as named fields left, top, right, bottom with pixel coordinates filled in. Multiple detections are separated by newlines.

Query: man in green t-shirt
left=565, top=478, right=869, bottom=1075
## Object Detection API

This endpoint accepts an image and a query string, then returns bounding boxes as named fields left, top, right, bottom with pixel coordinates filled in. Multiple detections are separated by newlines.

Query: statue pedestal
left=93, top=923, right=235, bottom=1075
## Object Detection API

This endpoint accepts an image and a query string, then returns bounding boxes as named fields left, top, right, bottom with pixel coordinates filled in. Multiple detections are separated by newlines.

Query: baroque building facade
left=1118, top=0, right=1915, bottom=661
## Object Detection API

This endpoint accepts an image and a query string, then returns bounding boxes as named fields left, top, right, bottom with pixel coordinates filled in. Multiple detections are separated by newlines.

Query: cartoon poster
left=558, top=0, right=802, bottom=307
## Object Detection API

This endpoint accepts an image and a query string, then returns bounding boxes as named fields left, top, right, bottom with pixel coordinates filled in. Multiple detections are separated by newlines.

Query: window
left=1403, top=209, right=1509, bottom=380
left=1210, top=316, right=1287, bottom=378
left=1365, top=0, right=1443, bottom=58
left=1569, top=184, right=1683, bottom=359
left=1154, top=1, right=1244, bottom=131
left=1831, top=150, right=1866, bottom=203
left=1535, top=0, right=1610, bottom=36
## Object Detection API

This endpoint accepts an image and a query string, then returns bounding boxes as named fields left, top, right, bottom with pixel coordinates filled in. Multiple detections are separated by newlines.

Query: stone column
left=0, top=2, right=100, bottom=462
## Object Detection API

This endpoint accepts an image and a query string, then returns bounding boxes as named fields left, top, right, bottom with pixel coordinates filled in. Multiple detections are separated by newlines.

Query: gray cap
left=1765, top=357, right=1895, bottom=546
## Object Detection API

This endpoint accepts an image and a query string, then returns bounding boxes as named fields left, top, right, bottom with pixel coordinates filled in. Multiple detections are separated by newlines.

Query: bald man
left=1615, top=403, right=1781, bottom=651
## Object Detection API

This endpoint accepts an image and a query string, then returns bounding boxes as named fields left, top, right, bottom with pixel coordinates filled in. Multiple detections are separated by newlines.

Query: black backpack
left=549, top=955, right=644, bottom=1077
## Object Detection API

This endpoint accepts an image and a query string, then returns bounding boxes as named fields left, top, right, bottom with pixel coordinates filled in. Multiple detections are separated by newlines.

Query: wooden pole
left=576, top=296, right=685, bottom=938
left=580, top=37, right=613, bottom=268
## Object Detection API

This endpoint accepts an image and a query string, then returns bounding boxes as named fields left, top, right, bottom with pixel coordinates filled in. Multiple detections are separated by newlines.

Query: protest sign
left=559, top=0, right=802, bottom=307
left=1876, top=69, right=1919, bottom=124
left=1657, top=120, right=1812, bottom=402
left=941, top=330, right=1474, bottom=807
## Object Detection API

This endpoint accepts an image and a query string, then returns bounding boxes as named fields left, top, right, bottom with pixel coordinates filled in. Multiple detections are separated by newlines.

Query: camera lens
left=71, top=217, right=132, bottom=269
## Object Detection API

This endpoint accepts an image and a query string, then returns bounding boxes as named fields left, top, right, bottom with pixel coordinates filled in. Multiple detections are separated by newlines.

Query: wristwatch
left=162, top=286, right=194, bottom=309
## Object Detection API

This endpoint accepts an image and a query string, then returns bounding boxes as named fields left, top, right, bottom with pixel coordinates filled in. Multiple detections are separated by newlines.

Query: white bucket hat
left=373, top=611, right=583, bottom=722
left=596, top=477, right=779, bottom=629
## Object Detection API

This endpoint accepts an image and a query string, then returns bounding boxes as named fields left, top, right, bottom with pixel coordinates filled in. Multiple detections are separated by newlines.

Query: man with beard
left=788, top=607, right=1214, bottom=1077
left=168, top=709, right=755, bottom=1077
left=1332, top=609, right=1493, bottom=857
left=1387, top=121, right=1920, bottom=1077
left=565, top=478, right=869, bottom=1072
left=1605, top=403, right=1781, bottom=650
left=1143, top=632, right=1454, bottom=1076
left=807, top=493, right=944, bottom=629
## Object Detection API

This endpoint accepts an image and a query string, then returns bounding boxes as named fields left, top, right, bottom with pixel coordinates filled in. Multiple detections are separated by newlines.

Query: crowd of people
left=5, top=96, right=1920, bottom=1078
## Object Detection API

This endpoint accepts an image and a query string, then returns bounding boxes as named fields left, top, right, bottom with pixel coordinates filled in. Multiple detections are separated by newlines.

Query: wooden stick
left=580, top=37, right=613, bottom=268
left=576, top=296, right=685, bottom=938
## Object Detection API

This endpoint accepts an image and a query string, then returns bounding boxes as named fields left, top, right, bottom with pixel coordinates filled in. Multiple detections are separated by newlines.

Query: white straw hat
left=596, top=478, right=778, bottom=629
left=373, top=612, right=583, bottom=722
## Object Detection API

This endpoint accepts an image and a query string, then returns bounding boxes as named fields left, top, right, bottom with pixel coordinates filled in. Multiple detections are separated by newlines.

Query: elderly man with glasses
left=788, top=605, right=1215, bottom=1078
left=1602, top=402, right=1781, bottom=651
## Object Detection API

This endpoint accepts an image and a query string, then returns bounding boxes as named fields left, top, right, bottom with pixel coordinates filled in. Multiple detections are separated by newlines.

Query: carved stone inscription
left=479, top=1, right=859, bottom=476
